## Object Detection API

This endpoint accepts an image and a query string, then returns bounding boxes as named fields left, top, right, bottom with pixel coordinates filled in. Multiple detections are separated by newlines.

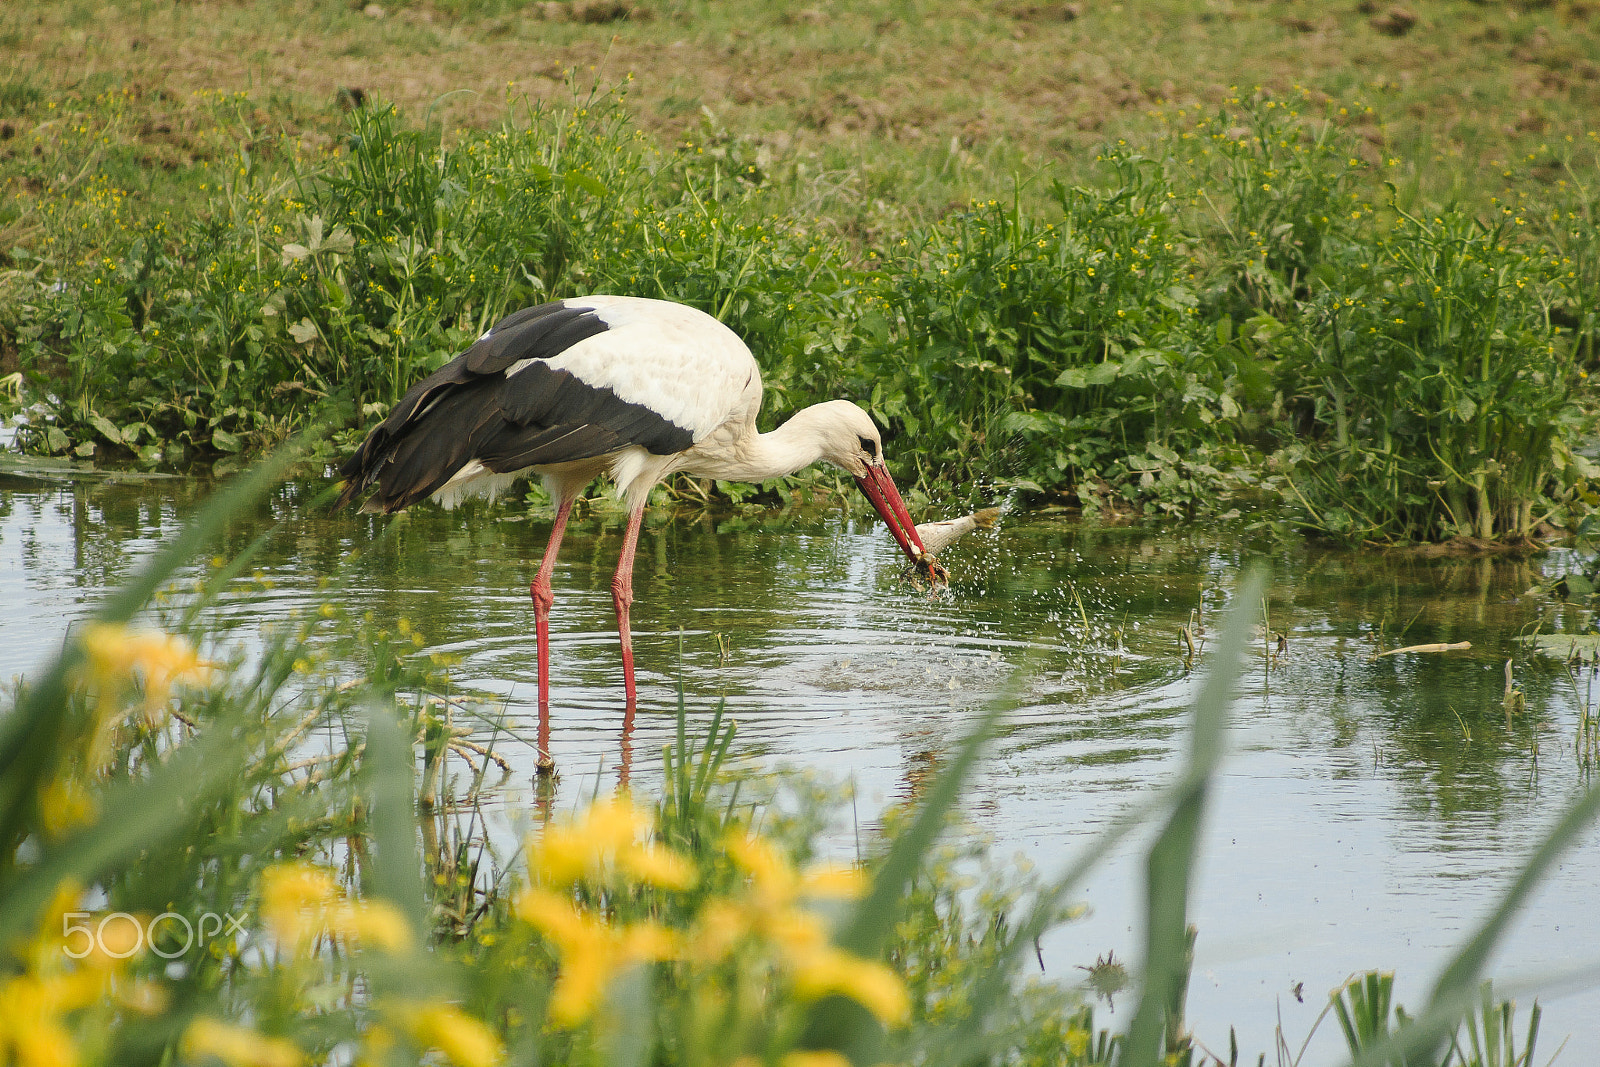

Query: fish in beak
left=855, top=465, right=949, bottom=586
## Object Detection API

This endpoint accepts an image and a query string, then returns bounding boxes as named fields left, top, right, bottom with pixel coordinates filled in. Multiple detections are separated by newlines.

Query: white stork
left=337, top=295, right=939, bottom=772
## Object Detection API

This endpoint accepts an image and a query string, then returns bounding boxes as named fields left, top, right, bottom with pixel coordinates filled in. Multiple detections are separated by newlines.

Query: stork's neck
left=682, top=404, right=836, bottom=483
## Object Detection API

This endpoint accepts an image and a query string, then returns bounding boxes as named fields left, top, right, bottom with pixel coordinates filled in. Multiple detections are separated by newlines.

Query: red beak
left=855, top=465, right=928, bottom=564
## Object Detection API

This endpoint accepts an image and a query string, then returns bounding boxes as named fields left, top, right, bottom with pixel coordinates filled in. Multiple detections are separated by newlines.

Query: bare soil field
left=6, top=0, right=1598, bottom=219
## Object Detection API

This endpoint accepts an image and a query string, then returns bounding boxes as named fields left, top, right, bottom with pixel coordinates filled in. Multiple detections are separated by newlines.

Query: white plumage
left=520, top=296, right=756, bottom=440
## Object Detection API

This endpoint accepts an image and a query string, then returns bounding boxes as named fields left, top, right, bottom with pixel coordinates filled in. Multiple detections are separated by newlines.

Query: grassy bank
left=4, top=1, right=1599, bottom=543
left=0, top=450, right=1583, bottom=1065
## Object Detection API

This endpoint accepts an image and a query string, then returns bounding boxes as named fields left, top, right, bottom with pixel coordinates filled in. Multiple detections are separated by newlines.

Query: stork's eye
left=858, top=435, right=878, bottom=458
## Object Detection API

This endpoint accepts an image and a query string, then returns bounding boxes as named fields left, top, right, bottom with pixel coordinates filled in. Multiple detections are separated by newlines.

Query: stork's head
left=811, top=401, right=933, bottom=574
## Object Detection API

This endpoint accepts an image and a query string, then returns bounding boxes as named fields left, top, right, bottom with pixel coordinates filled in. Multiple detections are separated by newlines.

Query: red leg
left=610, top=501, right=648, bottom=716
left=531, top=496, right=574, bottom=775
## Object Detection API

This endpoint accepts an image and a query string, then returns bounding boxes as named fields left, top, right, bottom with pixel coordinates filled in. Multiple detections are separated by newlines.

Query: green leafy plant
left=1281, top=198, right=1586, bottom=543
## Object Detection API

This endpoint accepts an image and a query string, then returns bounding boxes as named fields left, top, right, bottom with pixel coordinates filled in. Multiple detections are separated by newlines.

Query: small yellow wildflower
left=790, top=948, right=911, bottom=1027
left=707, top=830, right=909, bottom=1027
left=527, top=797, right=694, bottom=890
left=1066, top=1025, right=1091, bottom=1056
left=0, top=881, right=141, bottom=1067
left=780, top=1052, right=854, bottom=1067
left=38, top=775, right=97, bottom=840
left=353, top=1023, right=397, bottom=1067
left=181, top=1018, right=303, bottom=1067
left=78, top=622, right=213, bottom=716
left=403, top=1002, right=504, bottom=1067
left=516, top=888, right=679, bottom=1025
left=0, top=972, right=95, bottom=1067
left=724, top=831, right=799, bottom=907
left=258, top=864, right=411, bottom=955
left=800, top=865, right=865, bottom=899
left=618, top=843, right=696, bottom=889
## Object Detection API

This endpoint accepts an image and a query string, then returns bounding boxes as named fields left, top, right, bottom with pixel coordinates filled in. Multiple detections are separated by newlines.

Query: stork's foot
left=535, top=751, right=557, bottom=777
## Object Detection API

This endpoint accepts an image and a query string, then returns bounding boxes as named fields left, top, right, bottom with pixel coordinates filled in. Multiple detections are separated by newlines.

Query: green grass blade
left=837, top=699, right=1005, bottom=958
left=1340, top=777, right=1600, bottom=1067
left=1427, top=786, right=1600, bottom=1018
left=802, top=675, right=1009, bottom=1062
left=362, top=701, right=429, bottom=941
left=909, top=569, right=1264, bottom=1067
left=1122, top=565, right=1264, bottom=1066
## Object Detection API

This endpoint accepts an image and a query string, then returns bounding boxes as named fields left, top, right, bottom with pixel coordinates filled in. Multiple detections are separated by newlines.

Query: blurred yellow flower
left=0, top=881, right=140, bottom=1067
left=790, top=947, right=911, bottom=1026
left=699, top=829, right=909, bottom=1029
left=78, top=622, right=213, bottom=715
left=259, top=863, right=412, bottom=955
left=724, top=831, right=797, bottom=907
left=800, top=865, right=866, bottom=900
left=689, top=900, right=749, bottom=961
left=259, top=864, right=335, bottom=946
left=181, top=1018, right=303, bottom=1067
left=527, top=797, right=694, bottom=891
left=353, top=1023, right=396, bottom=1067
left=0, top=974, right=91, bottom=1067
left=403, top=1002, right=504, bottom=1067
left=617, top=843, right=696, bottom=889
left=765, top=908, right=829, bottom=959
left=1065, top=1025, right=1091, bottom=1056
left=780, top=1052, right=853, bottom=1067
left=516, top=888, right=679, bottom=1025
left=37, top=775, right=97, bottom=840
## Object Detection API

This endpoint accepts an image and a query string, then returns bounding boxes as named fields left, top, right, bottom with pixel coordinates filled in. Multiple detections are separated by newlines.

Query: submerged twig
left=1371, top=641, right=1471, bottom=658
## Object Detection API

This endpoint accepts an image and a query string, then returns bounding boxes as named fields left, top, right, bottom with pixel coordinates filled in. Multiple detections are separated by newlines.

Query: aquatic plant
left=1279, top=200, right=1585, bottom=543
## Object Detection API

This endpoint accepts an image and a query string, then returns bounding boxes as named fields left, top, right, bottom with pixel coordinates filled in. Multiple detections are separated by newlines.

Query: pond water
left=4, top=462, right=1599, bottom=1063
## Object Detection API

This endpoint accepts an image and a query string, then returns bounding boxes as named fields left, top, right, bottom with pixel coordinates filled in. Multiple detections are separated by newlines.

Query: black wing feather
left=336, top=301, right=697, bottom=513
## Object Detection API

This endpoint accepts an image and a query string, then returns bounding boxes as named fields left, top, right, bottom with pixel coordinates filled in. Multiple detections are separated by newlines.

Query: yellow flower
left=259, top=864, right=335, bottom=946
left=404, top=1003, right=503, bottom=1067
left=617, top=843, right=696, bottom=890
left=780, top=1052, right=853, bottom=1067
left=78, top=622, right=213, bottom=715
left=698, top=830, right=909, bottom=1028
left=259, top=864, right=412, bottom=955
left=724, top=831, right=798, bottom=907
left=181, top=1018, right=303, bottom=1067
left=0, top=881, right=141, bottom=1067
left=0, top=976, right=84, bottom=1067
left=765, top=908, right=829, bottom=958
left=326, top=897, right=411, bottom=953
left=688, top=900, right=750, bottom=961
left=353, top=1023, right=396, bottom=1067
left=527, top=798, right=694, bottom=890
left=790, top=947, right=911, bottom=1026
left=516, top=888, right=679, bottom=1025
left=37, top=775, right=97, bottom=840
left=1066, top=1025, right=1091, bottom=1056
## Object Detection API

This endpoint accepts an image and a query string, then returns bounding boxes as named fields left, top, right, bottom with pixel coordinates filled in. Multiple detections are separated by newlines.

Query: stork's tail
left=332, top=473, right=367, bottom=512
left=332, top=434, right=385, bottom=512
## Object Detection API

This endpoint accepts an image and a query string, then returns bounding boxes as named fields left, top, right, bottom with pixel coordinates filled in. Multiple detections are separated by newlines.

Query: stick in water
left=1373, top=641, right=1472, bottom=658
